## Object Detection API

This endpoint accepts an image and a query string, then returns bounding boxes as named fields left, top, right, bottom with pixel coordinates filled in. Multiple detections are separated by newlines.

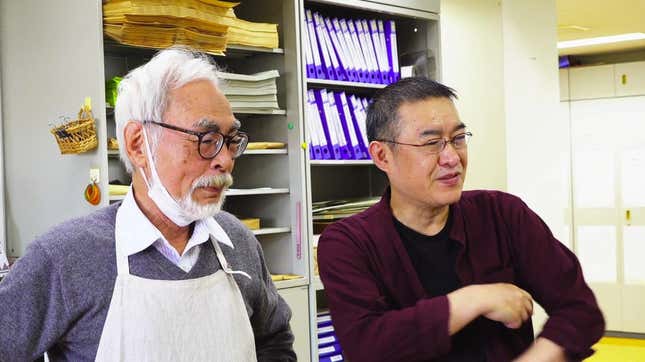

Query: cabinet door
left=570, top=96, right=645, bottom=333
left=279, top=286, right=311, bottom=362
left=569, top=64, right=615, bottom=100
left=614, top=61, right=645, bottom=97
left=559, top=68, right=570, bottom=101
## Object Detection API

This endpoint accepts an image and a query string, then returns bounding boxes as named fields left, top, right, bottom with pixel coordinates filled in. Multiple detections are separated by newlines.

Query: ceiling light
left=557, top=25, right=591, bottom=32
left=558, top=33, right=645, bottom=49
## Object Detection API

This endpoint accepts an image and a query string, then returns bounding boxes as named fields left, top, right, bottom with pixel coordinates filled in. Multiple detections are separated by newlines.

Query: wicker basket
left=50, top=107, right=98, bottom=154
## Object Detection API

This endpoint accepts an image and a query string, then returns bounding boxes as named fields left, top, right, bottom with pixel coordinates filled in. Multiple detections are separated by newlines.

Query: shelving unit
left=226, top=188, right=290, bottom=196
left=101, top=1, right=310, bottom=359
left=103, top=38, right=285, bottom=58
left=307, top=78, right=386, bottom=90
left=253, top=227, right=291, bottom=236
left=109, top=149, right=287, bottom=156
left=313, top=275, right=324, bottom=291
left=299, top=1, right=440, bottom=360
left=275, top=277, right=309, bottom=289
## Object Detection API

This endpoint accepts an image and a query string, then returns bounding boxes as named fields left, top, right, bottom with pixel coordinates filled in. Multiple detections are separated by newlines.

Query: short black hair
left=366, top=77, right=457, bottom=142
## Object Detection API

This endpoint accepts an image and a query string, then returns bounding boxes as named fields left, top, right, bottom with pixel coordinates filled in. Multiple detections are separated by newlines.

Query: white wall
left=502, top=0, right=567, bottom=242
left=0, top=0, right=108, bottom=256
left=501, top=0, right=563, bottom=331
left=0, top=65, right=5, bottom=252
left=441, top=0, right=566, bottom=333
left=440, top=0, right=507, bottom=191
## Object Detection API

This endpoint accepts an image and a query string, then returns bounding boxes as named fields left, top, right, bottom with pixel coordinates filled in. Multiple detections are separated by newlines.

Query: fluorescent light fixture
left=558, top=33, right=645, bottom=49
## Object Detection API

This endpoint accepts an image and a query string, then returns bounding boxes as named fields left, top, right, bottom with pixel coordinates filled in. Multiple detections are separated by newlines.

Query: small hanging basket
left=50, top=106, right=98, bottom=154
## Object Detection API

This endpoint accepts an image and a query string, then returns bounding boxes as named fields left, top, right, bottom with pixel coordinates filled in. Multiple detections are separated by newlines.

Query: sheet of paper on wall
left=0, top=252, right=9, bottom=277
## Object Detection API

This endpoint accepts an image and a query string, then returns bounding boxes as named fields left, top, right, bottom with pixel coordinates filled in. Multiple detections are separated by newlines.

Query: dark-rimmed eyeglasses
left=376, top=132, right=472, bottom=154
left=144, top=120, right=249, bottom=159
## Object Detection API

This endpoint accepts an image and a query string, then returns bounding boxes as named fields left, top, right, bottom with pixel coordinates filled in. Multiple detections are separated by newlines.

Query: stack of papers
left=226, top=16, right=279, bottom=49
left=218, top=70, right=281, bottom=112
left=109, top=184, right=130, bottom=196
left=103, top=0, right=279, bottom=54
left=246, top=142, right=285, bottom=149
left=313, top=197, right=379, bottom=235
left=312, top=197, right=380, bottom=221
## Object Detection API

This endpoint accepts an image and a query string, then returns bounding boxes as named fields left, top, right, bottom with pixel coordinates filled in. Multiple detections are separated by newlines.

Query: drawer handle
left=622, top=74, right=627, bottom=85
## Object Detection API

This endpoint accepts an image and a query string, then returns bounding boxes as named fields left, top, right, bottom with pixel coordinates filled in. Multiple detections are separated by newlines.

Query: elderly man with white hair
left=0, top=47, right=296, bottom=361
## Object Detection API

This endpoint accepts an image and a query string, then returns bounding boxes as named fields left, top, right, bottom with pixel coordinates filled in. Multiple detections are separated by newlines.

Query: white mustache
left=192, top=174, right=234, bottom=190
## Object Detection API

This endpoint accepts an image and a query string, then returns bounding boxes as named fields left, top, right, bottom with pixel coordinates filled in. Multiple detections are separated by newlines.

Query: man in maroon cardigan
left=317, top=77, right=604, bottom=362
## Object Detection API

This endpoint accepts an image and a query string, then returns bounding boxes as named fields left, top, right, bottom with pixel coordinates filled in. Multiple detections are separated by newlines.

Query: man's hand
left=478, top=283, right=534, bottom=328
left=447, top=283, right=533, bottom=335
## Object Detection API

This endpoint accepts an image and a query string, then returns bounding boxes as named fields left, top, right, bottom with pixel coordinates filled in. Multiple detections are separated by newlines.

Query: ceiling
left=557, top=0, right=645, bottom=55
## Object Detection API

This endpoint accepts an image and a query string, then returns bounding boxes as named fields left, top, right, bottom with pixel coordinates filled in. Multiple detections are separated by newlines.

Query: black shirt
left=394, top=214, right=486, bottom=362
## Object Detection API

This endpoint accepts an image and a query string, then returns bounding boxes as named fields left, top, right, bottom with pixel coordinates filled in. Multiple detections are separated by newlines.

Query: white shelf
left=307, top=78, right=387, bottom=89
left=109, top=188, right=290, bottom=202
left=109, top=195, right=126, bottom=201
left=226, top=188, right=289, bottom=196
left=103, top=38, right=284, bottom=58
left=275, top=277, right=308, bottom=290
left=233, top=109, right=286, bottom=115
left=252, top=227, right=291, bottom=236
left=227, top=44, right=284, bottom=54
left=108, top=149, right=287, bottom=157
left=310, top=160, right=373, bottom=166
left=243, top=149, right=287, bottom=155
left=313, top=275, right=324, bottom=291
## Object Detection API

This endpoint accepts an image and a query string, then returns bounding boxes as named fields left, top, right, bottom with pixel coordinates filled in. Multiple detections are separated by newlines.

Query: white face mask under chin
left=138, top=127, right=231, bottom=226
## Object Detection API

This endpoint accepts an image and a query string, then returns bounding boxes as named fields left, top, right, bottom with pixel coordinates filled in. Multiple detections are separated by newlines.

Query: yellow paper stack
left=103, top=0, right=279, bottom=54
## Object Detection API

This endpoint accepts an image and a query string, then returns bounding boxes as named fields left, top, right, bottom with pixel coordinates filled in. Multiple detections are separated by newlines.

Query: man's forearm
left=513, top=337, right=566, bottom=362
left=447, top=285, right=483, bottom=335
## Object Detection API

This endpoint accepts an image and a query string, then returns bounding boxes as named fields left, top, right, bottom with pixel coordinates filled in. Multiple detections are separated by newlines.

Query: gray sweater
left=0, top=203, right=296, bottom=361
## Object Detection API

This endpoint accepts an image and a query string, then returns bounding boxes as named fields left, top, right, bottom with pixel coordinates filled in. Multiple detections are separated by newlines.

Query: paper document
left=217, top=70, right=280, bottom=82
left=0, top=252, right=9, bottom=277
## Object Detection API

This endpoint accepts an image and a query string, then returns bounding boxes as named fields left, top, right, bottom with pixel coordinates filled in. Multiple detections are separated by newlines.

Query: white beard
left=178, top=173, right=233, bottom=220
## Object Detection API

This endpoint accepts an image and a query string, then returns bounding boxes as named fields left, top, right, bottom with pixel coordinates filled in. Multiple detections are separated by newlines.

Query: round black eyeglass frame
left=144, top=120, right=248, bottom=159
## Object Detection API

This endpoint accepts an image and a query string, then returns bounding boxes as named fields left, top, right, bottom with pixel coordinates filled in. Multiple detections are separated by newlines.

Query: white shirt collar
left=115, top=187, right=234, bottom=257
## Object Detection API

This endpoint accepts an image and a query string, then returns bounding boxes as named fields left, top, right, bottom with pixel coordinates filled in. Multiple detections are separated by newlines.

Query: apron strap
left=115, top=242, right=130, bottom=275
left=210, top=236, right=252, bottom=280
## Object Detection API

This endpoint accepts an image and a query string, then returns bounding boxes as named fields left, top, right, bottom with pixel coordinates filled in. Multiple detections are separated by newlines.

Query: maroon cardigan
left=318, top=189, right=604, bottom=362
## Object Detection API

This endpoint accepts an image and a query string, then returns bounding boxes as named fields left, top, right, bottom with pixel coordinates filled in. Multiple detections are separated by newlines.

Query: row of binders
left=318, top=312, right=344, bottom=362
left=306, top=89, right=371, bottom=160
left=303, top=9, right=400, bottom=84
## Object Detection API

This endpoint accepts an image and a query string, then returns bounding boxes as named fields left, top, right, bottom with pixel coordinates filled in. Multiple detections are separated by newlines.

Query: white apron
left=95, top=236, right=257, bottom=362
